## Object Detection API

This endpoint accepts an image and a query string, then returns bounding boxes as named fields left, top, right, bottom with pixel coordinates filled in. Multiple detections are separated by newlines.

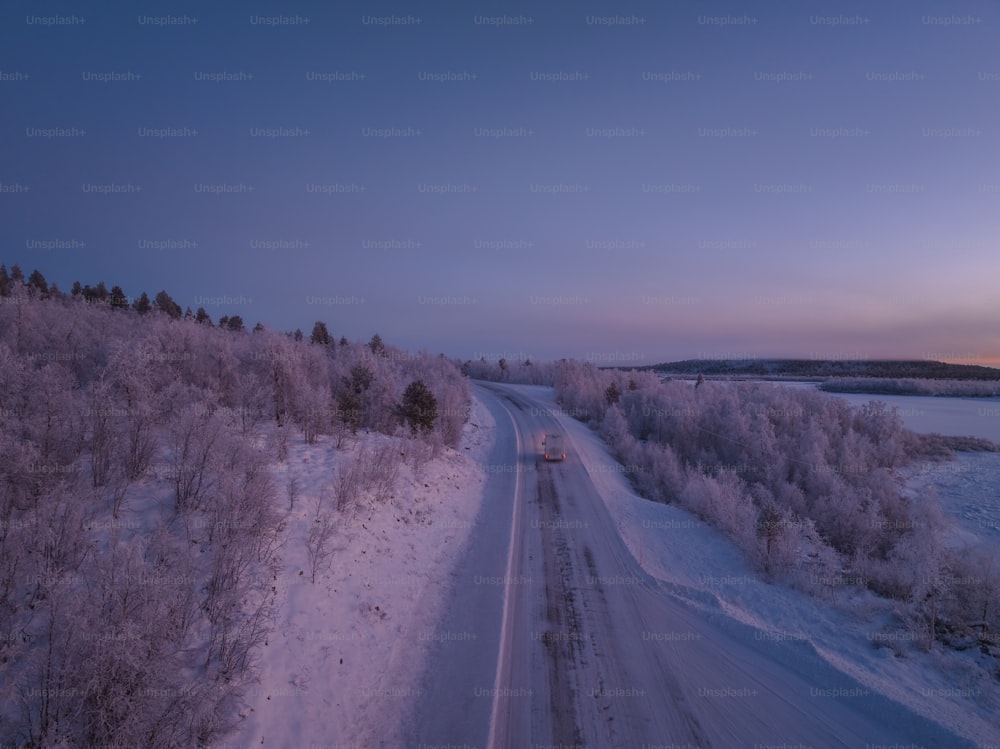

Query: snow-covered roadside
left=508, top=384, right=1000, bottom=748
left=225, top=396, right=496, bottom=749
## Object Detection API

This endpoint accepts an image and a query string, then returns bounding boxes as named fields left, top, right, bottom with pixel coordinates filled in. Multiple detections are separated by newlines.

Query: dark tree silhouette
left=27, top=269, right=48, bottom=296
left=348, top=364, right=374, bottom=394
left=337, top=389, right=363, bottom=433
left=154, top=290, right=183, bottom=319
left=605, top=382, right=621, bottom=406
left=311, top=321, right=332, bottom=345
left=110, top=285, right=129, bottom=310
left=400, top=379, right=437, bottom=434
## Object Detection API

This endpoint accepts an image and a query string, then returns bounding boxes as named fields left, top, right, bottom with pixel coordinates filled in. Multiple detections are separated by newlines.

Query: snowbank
left=227, top=397, right=495, bottom=748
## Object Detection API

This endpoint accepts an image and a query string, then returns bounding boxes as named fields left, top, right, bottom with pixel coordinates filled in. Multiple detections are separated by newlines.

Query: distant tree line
left=0, top=263, right=250, bottom=331
left=641, top=358, right=1000, bottom=381
left=820, top=377, right=1000, bottom=398
left=460, top=356, right=557, bottom=385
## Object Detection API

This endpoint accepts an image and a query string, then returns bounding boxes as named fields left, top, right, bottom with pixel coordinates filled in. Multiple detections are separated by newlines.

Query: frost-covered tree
left=167, top=403, right=224, bottom=514
left=551, top=356, right=961, bottom=607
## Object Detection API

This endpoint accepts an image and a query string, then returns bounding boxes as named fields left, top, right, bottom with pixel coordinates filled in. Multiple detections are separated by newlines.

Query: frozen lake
left=906, top=452, right=1000, bottom=549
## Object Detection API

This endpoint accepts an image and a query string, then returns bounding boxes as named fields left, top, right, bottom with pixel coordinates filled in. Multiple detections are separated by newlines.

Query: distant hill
left=638, top=359, right=1000, bottom=380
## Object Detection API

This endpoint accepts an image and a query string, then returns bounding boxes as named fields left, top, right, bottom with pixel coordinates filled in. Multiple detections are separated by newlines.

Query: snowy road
left=413, top=384, right=975, bottom=748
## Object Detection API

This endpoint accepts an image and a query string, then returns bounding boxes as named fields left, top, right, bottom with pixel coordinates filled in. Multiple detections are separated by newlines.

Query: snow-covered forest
left=528, top=358, right=999, bottom=656
left=0, top=266, right=469, bottom=747
left=460, top=355, right=558, bottom=386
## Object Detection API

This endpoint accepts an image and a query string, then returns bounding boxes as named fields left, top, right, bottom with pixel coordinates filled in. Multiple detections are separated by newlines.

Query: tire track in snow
left=536, top=463, right=585, bottom=747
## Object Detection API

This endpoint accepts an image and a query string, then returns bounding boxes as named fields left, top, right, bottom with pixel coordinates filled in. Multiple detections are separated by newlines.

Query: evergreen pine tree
left=110, top=285, right=129, bottom=310
left=605, top=382, right=621, bottom=406
left=311, top=321, right=332, bottom=345
left=400, top=379, right=437, bottom=434
left=154, top=290, right=182, bottom=319
left=27, top=269, right=48, bottom=296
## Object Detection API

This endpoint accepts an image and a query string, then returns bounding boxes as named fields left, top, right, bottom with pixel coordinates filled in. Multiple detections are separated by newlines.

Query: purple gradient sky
left=2, top=0, right=998, bottom=366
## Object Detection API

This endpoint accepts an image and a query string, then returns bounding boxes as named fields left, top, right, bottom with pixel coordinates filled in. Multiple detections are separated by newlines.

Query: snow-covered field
left=507, top=385, right=1000, bottom=748
left=227, top=397, right=496, bottom=748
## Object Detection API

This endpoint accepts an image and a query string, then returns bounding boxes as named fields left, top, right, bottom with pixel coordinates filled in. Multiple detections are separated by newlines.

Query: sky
left=2, top=0, right=998, bottom=366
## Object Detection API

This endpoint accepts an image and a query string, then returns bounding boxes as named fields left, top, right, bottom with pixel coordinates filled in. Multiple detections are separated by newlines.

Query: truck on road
left=542, top=433, right=566, bottom=461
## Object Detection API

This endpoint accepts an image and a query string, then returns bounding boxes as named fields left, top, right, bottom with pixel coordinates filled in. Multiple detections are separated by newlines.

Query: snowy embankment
left=509, top=384, right=1000, bottom=748
left=228, top=397, right=495, bottom=749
